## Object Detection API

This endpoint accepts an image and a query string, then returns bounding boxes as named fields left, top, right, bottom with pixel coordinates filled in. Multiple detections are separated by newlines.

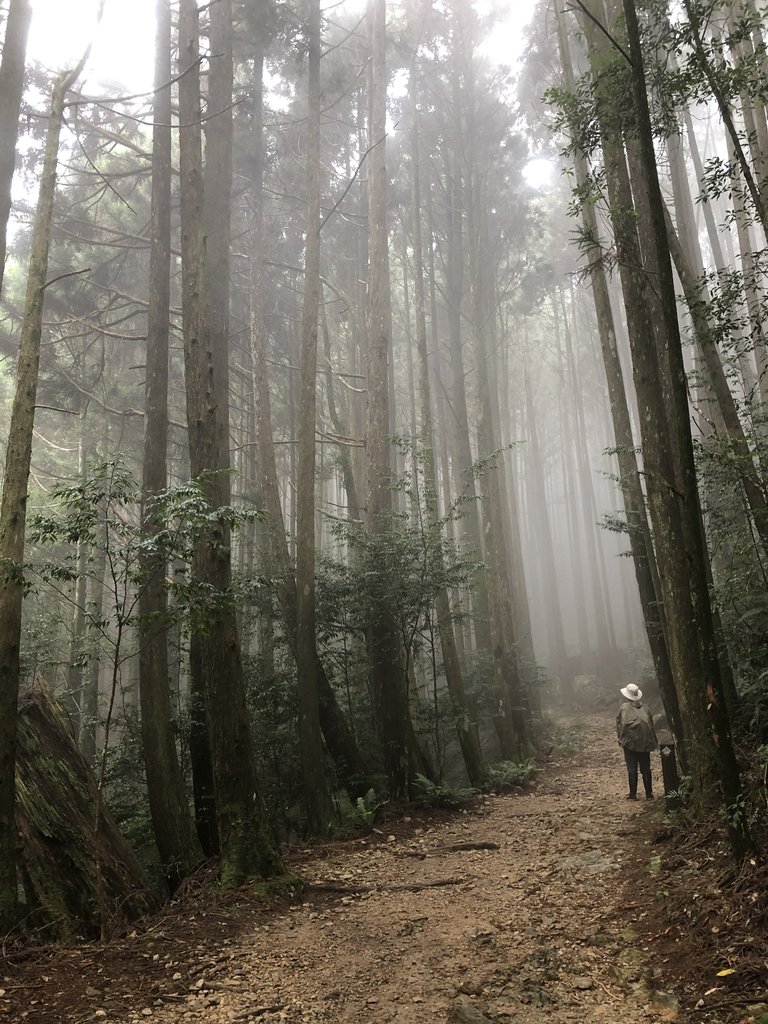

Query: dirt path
left=3, top=715, right=723, bottom=1023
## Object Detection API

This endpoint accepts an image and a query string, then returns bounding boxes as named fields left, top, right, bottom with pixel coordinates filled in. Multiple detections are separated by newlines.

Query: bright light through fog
left=523, top=158, right=554, bottom=190
left=480, top=0, right=537, bottom=69
left=28, top=0, right=156, bottom=93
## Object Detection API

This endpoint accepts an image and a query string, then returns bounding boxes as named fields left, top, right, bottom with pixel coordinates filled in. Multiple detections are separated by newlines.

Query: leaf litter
left=0, top=714, right=760, bottom=1024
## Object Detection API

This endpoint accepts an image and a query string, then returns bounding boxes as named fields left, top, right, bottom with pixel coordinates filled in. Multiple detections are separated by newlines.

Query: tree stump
left=15, top=684, right=156, bottom=940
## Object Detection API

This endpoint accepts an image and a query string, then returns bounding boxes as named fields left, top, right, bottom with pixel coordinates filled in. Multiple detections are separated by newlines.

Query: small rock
left=458, top=978, right=484, bottom=997
left=573, top=977, right=593, bottom=991
left=450, top=1001, right=494, bottom=1024
left=141, top=1011, right=153, bottom=1018
left=465, top=926, right=496, bottom=947
left=650, top=990, right=679, bottom=1017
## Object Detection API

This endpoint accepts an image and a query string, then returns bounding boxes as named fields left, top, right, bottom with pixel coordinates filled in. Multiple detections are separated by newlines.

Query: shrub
left=488, top=758, right=536, bottom=790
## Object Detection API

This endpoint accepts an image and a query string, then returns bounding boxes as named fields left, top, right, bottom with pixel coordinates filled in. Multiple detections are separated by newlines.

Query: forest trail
left=4, top=716, right=710, bottom=1024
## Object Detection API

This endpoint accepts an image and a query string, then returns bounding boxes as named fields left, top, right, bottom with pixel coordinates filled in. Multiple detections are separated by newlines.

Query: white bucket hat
left=621, top=683, right=643, bottom=701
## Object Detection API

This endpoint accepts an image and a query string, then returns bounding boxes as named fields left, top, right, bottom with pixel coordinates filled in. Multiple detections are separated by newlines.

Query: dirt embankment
left=2, top=715, right=759, bottom=1024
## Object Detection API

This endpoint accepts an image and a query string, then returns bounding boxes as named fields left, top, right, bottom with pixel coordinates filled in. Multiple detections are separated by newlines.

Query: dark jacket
left=616, top=700, right=657, bottom=752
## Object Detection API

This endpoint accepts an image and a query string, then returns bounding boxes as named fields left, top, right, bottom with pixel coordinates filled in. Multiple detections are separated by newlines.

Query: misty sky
left=28, top=0, right=537, bottom=91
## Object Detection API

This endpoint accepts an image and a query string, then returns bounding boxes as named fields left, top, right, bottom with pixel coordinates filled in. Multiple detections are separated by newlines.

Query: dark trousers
left=624, top=748, right=652, bottom=798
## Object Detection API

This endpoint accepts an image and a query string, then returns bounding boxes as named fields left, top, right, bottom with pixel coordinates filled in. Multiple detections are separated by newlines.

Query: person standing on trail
left=616, top=684, right=657, bottom=801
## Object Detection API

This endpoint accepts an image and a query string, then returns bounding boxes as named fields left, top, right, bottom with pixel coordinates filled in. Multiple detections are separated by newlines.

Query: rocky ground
left=2, top=714, right=766, bottom=1024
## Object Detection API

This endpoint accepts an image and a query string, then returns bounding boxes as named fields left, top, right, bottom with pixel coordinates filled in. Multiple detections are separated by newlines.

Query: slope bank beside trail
left=2, top=716, right=740, bottom=1024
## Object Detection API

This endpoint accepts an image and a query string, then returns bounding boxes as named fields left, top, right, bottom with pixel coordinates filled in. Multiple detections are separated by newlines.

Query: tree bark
left=296, top=0, right=334, bottom=832
left=178, top=0, right=283, bottom=883
left=556, top=2, right=682, bottom=742
left=247, top=23, right=367, bottom=798
left=0, top=65, right=85, bottom=931
left=680, top=0, right=768, bottom=235
left=79, top=525, right=106, bottom=765
left=138, top=0, right=202, bottom=886
left=0, top=0, right=32, bottom=298
left=621, top=0, right=749, bottom=851
left=522, top=347, right=571, bottom=697
left=16, top=685, right=156, bottom=941
left=408, top=45, right=487, bottom=788
left=365, top=0, right=411, bottom=798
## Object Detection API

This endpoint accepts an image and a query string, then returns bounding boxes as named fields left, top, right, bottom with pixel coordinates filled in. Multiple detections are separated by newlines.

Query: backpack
left=618, top=702, right=656, bottom=752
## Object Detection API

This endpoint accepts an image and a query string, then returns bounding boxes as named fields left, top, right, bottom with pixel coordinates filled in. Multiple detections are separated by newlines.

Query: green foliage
left=551, top=726, right=587, bottom=757
left=313, top=442, right=486, bottom=775
left=725, top=792, right=749, bottom=837
left=666, top=775, right=693, bottom=806
left=488, top=759, right=536, bottom=790
left=319, top=512, right=475, bottom=658
left=27, top=457, right=268, bottom=643
left=101, top=722, right=158, bottom=876
left=19, top=599, right=67, bottom=685
left=242, top=645, right=304, bottom=839
left=348, top=786, right=385, bottom=827
left=412, top=773, right=477, bottom=809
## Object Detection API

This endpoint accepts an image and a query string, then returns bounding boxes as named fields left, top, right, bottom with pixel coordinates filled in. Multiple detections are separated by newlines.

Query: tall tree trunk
left=296, top=0, right=334, bottom=832
left=187, top=633, right=218, bottom=855
left=663, top=205, right=768, bottom=550
left=66, top=433, right=88, bottom=737
left=178, top=0, right=282, bottom=884
left=469, top=188, right=530, bottom=757
left=0, top=65, right=83, bottom=930
left=556, top=0, right=680, bottom=743
left=138, top=0, right=202, bottom=886
left=621, top=0, right=748, bottom=850
left=247, top=23, right=367, bottom=798
left=555, top=328, right=591, bottom=659
left=443, top=77, right=492, bottom=660
left=522, top=347, right=571, bottom=698
left=408, top=47, right=486, bottom=788
left=0, top=0, right=32, bottom=298
left=205, top=0, right=234, bottom=485
left=729, top=139, right=768, bottom=413
left=680, top=0, right=768, bottom=234
left=365, top=0, right=411, bottom=798
left=561, top=287, right=617, bottom=664
left=79, top=525, right=106, bottom=765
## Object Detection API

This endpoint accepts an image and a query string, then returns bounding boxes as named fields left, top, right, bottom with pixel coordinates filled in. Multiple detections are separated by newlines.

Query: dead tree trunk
left=16, top=686, right=155, bottom=941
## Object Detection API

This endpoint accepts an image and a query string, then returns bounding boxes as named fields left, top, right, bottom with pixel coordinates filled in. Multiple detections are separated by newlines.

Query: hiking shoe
left=625, top=795, right=638, bottom=801
left=645, top=793, right=654, bottom=800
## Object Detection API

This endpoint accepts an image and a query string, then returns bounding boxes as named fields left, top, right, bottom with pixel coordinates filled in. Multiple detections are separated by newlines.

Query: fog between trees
left=0, top=0, right=766, bottom=933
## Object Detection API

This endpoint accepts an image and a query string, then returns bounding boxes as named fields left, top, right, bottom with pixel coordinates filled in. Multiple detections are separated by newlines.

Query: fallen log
left=15, top=684, right=156, bottom=941
left=429, top=841, right=500, bottom=853
left=389, top=841, right=499, bottom=859
left=310, top=877, right=471, bottom=894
